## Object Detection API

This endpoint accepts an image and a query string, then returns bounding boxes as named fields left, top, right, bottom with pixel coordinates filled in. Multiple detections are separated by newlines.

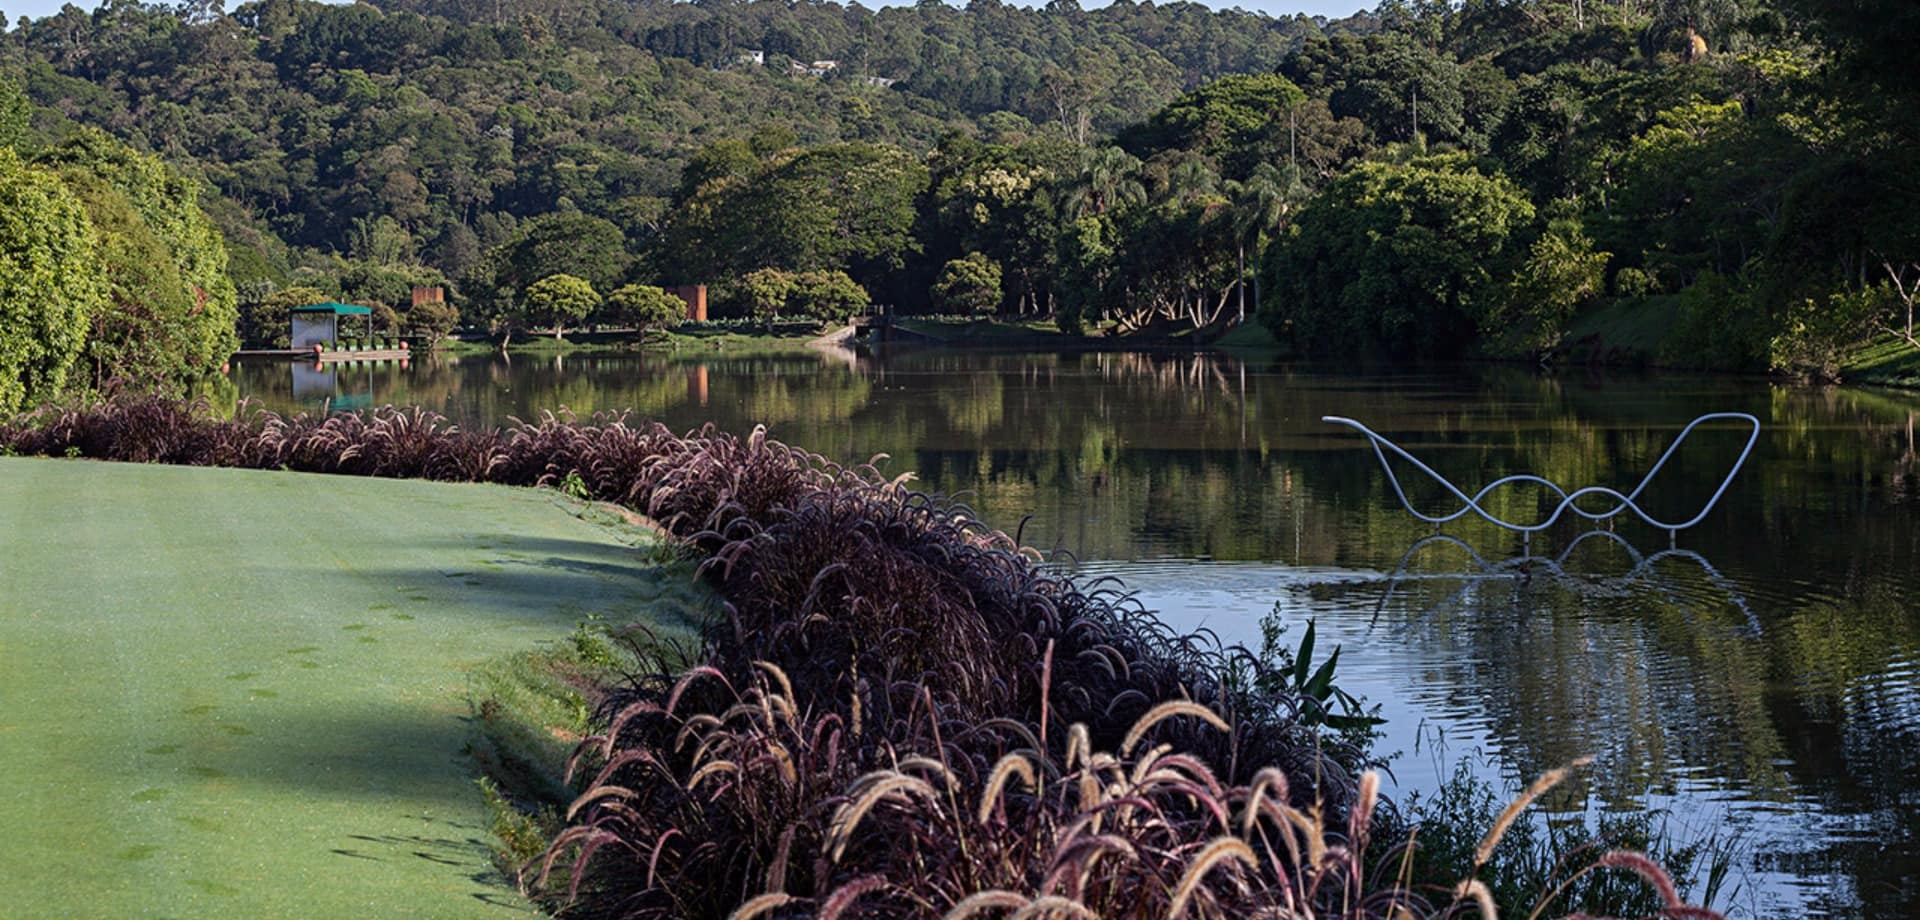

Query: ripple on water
left=1849, top=652, right=1920, bottom=733
left=1066, top=552, right=1903, bottom=917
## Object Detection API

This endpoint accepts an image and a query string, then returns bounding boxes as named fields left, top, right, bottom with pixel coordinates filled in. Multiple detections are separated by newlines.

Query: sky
left=3, top=0, right=1376, bottom=25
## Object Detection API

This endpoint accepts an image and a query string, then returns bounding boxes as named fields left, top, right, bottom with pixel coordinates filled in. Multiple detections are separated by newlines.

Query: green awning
left=290, top=302, right=374, bottom=315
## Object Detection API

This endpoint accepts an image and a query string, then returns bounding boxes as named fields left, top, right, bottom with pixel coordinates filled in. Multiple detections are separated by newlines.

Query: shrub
left=35, top=129, right=240, bottom=389
left=931, top=253, right=1004, bottom=317
left=1612, top=266, right=1658, bottom=299
left=1768, top=286, right=1882, bottom=380
left=1659, top=272, right=1768, bottom=371
left=60, top=171, right=204, bottom=394
left=789, top=270, right=870, bottom=324
left=604, top=283, right=686, bottom=336
left=365, top=301, right=402, bottom=337
left=405, top=296, right=460, bottom=345
left=1488, top=219, right=1609, bottom=358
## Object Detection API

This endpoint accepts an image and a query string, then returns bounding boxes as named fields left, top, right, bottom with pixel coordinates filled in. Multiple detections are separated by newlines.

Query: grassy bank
left=1551, top=300, right=1920, bottom=388
left=1210, top=317, right=1287, bottom=350
left=429, top=315, right=1269, bottom=359
left=1842, top=333, right=1920, bottom=387
left=435, top=322, right=836, bottom=359
left=1561, top=296, right=1681, bottom=361
left=892, top=315, right=1082, bottom=345
left=0, top=458, right=706, bottom=917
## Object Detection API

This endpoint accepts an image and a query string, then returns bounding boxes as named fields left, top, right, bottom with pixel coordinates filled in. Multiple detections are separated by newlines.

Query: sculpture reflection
left=1371, top=530, right=1760, bottom=637
left=1350, top=527, right=1787, bottom=810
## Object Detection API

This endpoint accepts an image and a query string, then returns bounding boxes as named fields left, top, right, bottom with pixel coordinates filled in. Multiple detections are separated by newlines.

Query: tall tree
left=0, top=147, right=105, bottom=415
left=522, top=273, right=600, bottom=339
left=1652, top=0, right=1747, bottom=60
left=1225, top=162, right=1308, bottom=323
left=34, top=128, right=240, bottom=386
left=1064, top=146, right=1145, bottom=219
left=1129, top=73, right=1308, bottom=169
left=469, top=213, right=628, bottom=324
left=661, top=142, right=927, bottom=291
left=1265, top=154, right=1536, bottom=357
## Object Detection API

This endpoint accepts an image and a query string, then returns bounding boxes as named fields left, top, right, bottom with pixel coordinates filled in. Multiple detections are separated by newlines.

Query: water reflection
left=1373, top=531, right=1762, bottom=637
left=286, top=360, right=397, bottom=412
left=1353, top=530, right=1776, bottom=798
left=230, top=349, right=1920, bottom=916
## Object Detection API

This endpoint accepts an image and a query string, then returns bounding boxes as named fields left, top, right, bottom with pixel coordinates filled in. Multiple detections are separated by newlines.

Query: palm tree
left=1065, top=146, right=1146, bottom=219
left=1162, top=158, right=1222, bottom=210
left=1225, top=162, right=1309, bottom=323
left=1161, top=159, right=1231, bottom=327
left=1652, top=0, right=1742, bottom=61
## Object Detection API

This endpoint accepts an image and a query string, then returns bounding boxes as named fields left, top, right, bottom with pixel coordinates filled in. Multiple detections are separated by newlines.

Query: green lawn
left=0, top=459, right=707, bottom=918
left=436, top=324, right=833, bottom=358
left=1210, top=318, right=1285, bottom=350
left=1561, top=295, right=1681, bottom=359
left=1842, top=332, right=1920, bottom=387
left=893, top=316, right=1083, bottom=345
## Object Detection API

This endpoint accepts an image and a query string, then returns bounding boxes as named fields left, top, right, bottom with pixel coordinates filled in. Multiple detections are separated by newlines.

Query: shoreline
left=390, top=317, right=1920, bottom=391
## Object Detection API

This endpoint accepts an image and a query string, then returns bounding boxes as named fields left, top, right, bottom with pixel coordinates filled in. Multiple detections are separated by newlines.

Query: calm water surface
left=234, top=349, right=1920, bottom=916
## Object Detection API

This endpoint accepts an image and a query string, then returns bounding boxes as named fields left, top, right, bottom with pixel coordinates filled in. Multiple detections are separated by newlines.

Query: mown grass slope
left=0, top=458, right=705, bottom=918
left=1843, top=333, right=1920, bottom=387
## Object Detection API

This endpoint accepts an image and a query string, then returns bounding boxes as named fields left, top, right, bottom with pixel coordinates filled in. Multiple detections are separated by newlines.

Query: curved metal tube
left=1322, top=413, right=1760, bottom=534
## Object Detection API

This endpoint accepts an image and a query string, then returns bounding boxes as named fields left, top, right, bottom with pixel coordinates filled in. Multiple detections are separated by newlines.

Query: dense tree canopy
left=2, top=0, right=1333, bottom=284
left=1267, top=154, right=1536, bottom=358
left=1125, top=74, right=1308, bottom=169
left=658, top=140, right=927, bottom=304
left=468, top=212, right=628, bottom=325
left=738, top=267, right=869, bottom=324
left=35, top=129, right=239, bottom=391
left=0, top=0, right=1914, bottom=376
left=0, top=147, right=105, bottom=415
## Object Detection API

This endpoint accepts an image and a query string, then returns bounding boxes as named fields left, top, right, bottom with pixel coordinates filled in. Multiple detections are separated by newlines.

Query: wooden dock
left=315, top=348, right=410, bottom=363
left=232, top=347, right=411, bottom=363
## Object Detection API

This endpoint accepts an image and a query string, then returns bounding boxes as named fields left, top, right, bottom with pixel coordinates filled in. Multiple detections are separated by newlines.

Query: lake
left=234, top=347, right=1920, bottom=916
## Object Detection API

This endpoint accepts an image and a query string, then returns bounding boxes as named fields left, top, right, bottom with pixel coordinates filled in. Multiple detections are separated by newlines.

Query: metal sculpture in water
left=1321, top=413, right=1761, bottom=538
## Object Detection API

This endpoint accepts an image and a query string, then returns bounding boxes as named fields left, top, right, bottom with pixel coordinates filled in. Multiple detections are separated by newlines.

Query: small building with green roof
left=289, top=302, right=373, bottom=350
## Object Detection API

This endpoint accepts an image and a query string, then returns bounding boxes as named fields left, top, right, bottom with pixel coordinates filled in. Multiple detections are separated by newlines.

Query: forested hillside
left=3, top=0, right=1918, bottom=397
left=0, top=0, right=1326, bottom=283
